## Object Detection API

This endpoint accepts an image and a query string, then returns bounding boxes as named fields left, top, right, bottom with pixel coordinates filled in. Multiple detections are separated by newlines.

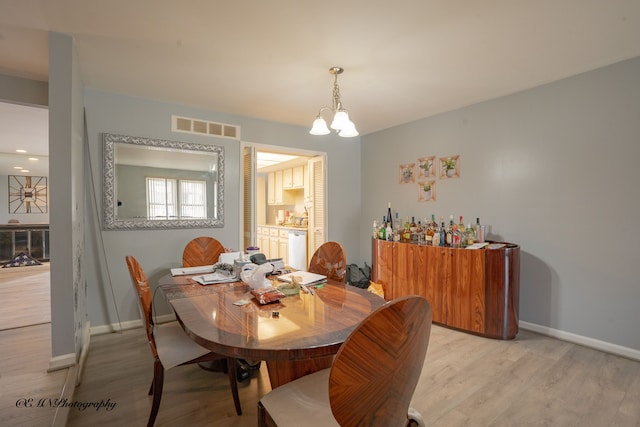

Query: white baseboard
left=89, top=313, right=176, bottom=336
left=48, top=353, right=76, bottom=372
left=519, top=321, right=640, bottom=362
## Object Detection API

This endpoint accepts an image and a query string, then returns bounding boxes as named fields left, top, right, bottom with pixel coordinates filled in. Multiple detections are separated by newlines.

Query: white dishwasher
left=287, top=229, right=307, bottom=271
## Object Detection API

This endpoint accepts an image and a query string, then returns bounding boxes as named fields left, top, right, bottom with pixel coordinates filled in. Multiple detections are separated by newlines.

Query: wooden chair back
left=125, top=255, right=158, bottom=358
left=182, top=236, right=225, bottom=267
left=308, top=241, right=347, bottom=282
left=329, top=296, right=432, bottom=426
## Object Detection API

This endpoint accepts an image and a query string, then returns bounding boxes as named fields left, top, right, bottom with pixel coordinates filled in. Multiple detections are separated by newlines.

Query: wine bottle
left=476, top=217, right=484, bottom=243
left=387, top=202, right=393, bottom=230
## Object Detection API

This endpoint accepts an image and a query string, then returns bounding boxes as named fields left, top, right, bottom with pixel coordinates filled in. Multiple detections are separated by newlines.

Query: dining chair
left=257, top=295, right=432, bottom=427
left=181, top=237, right=257, bottom=380
left=125, top=255, right=242, bottom=427
left=182, top=236, right=226, bottom=267
left=308, top=241, right=347, bottom=282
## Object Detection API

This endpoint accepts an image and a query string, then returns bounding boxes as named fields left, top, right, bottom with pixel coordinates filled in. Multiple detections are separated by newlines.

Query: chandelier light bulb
left=338, top=120, right=359, bottom=137
left=310, top=116, right=330, bottom=135
left=330, top=110, right=350, bottom=130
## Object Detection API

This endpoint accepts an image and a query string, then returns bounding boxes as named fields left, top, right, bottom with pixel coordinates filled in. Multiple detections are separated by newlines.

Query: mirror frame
left=103, top=133, right=224, bottom=230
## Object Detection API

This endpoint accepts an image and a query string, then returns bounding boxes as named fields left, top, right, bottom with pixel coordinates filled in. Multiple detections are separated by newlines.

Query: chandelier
left=309, top=67, right=359, bottom=137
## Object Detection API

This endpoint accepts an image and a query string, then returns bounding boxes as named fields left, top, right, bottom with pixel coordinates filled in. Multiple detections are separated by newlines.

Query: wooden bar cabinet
left=372, top=239, right=520, bottom=340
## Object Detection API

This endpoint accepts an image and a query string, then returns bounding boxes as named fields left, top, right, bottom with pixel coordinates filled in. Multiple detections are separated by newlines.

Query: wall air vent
left=172, top=115, right=240, bottom=140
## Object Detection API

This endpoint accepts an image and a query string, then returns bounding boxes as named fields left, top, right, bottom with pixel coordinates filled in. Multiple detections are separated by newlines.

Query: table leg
left=266, top=355, right=334, bottom=389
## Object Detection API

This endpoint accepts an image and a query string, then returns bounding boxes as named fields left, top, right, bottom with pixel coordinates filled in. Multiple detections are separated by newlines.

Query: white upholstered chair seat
left=153, top=321, right=210, bottom=369
left=259, top=368, right=426, bottom=427
left=260, top=369, right=338, bottom=426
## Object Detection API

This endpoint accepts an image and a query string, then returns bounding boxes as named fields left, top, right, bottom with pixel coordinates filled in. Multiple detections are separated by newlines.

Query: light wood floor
left=0, top=263, right=50, bottom=330
left=0, top=262, right=66, bottom=427
left=0, top=323, right=68, bottom=427
left=67, top=324, right=640, bottom=427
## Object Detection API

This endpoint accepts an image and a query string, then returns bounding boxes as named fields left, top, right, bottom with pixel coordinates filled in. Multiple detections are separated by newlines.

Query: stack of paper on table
left=192, top=272, right=238, bottom=285
left=170, top=265, right=214, bottom=276
left=277, top=271, right=327, bottom=286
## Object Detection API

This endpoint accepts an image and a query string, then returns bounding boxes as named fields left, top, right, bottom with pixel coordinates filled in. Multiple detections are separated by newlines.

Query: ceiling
left=0, top=0, right=639, bottom=161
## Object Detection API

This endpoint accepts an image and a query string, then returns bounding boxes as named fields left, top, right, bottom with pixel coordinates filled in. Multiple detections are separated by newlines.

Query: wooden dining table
left=158, top=273, right=386, bottom=388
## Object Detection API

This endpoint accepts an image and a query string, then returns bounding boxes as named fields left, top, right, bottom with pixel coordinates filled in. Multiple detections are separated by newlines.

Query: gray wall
left=48, top=32, right=87, bottom=361
left=361, top=57, right=640, bottom=353
left=83, top=88, right=362, bottom=328
left=0, top=74, right=48, bottom=106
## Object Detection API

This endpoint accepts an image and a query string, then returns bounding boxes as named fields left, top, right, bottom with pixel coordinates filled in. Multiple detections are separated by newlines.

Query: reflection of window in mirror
left=146, top=177, right=207, bottom=219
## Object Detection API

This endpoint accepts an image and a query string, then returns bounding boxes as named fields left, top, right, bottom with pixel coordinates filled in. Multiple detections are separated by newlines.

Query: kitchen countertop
left=260, top=224, right=308, bottom=231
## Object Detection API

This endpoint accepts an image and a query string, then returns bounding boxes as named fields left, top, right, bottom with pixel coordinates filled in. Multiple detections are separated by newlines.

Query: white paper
left=170, top=265, right=215, bottom=276
left=277, top=271, right=327, bottom=286
left=192, top=272, right=238, bottom=285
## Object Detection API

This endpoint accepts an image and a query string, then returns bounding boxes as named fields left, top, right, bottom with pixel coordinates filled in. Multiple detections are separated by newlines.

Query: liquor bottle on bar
left=403, top=217, right=411, bottom=242
left=425, top=219, right=434, bottom=245
left=394, top=212, right=401, bottom=242
left=410, top=217, right=417, bottom=242
left=433, top=222, right=441, bottom=246
left=449, top=224, right=456, bottom=248
left=387, top=203, right=393, bottom=230
left=465, top=223, right=476, bottom=246
left=458, top=216, right=465, bottom=234
left=379, top=216, right=386, bottom=240
left=445, top=216, right=454, bottom=246
left=476, top=217, right=484, bottom=243
left=440, top=221, right=447, bottom=246
left=385, top=220, right=393, bottom=242
left=372, top=220, right=378, bottom=239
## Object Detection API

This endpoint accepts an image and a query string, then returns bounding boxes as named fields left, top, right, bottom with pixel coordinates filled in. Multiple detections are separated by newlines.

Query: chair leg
left=148, top=359, right=164, bottom=427
left=226, top=357, right=242, bottom=415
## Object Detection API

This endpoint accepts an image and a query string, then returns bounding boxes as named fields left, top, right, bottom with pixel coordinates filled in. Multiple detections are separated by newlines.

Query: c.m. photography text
left=15, top=397, right=117, bottom=412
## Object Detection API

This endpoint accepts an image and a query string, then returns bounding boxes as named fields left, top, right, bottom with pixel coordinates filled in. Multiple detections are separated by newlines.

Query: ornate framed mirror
left=103, top=133, right=224, bottom=230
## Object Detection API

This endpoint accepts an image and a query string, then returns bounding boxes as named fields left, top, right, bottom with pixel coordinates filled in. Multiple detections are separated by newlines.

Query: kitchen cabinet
left=283, top=165, right=305, bottom=189
left=278, top=229, right=289, bottom=265
left=268, top=170, right=294, bottom=205
left=269, top=228, right=279, bottom=259
left=283, top=168, right=293, bottom=189
left=292, top=165, right=304, bottom=188
left=372, top=239, right=520, bottom=340
left=258, top=227, right=271, bottom=258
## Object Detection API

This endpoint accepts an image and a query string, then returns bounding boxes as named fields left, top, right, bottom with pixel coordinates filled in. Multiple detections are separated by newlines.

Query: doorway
left=0, top=101, right=51, bottom=330
left=242, top=144, right=327, bottom=267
